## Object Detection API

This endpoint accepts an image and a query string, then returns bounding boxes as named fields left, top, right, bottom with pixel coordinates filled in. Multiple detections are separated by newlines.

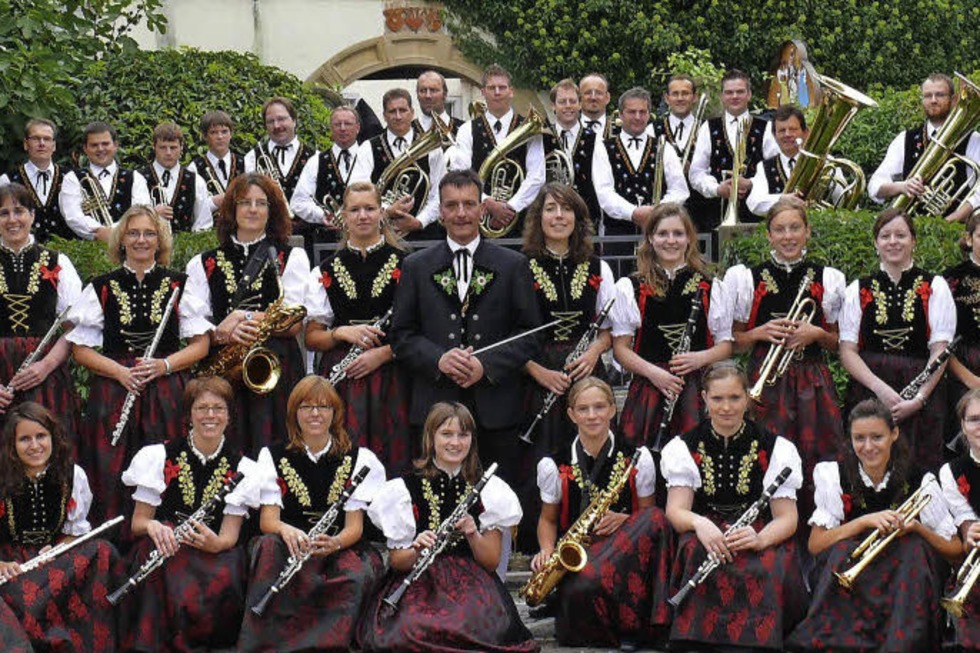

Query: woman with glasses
left=0, top=402, right=120, bottom=652
left=529, top=377, right=671, bottom=649
left=69, top=205, right=212, bottom=523
left=787, top=399, right=959, bottom=653
left=120, top=376, right=260, bottom=652
left=839, top=209, right=956, bottom=470
left=239, top=375, right=385, bottom=652
left=0, top=184, right=82, bottom=436
left=186, top=172, right=312, bottom=455
left=305, top=182, right=411, bottom=474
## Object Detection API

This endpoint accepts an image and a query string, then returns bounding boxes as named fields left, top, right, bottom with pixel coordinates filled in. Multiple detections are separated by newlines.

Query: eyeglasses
left=26, top=136, right=54, bottom=144
left=298, top=404, right=333, bottom=414
left=964, top=416, right=980, bottom=425
left=125, top=230, right=158, bottom=240
left=236, top=199, right=269, bottom=209
left=193, top=405, right=228, bottom=415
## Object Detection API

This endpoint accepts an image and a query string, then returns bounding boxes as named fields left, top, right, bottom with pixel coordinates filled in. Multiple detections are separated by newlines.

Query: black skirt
left=356, top=553, right=539, bottom=653
left=619, top=370, right=702, bottom=450
left=0, top=539, right=121, bottom=652
left=786, top=533, right=947, bottom=652
left=238, top=534, right=384, bottom=652
left=554, top=506, right=673, bottom=647
left=0, top=336, right=80, bottom=443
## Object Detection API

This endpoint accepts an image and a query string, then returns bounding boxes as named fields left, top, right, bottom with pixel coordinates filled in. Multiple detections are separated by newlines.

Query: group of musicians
left=0, top=62, right=980, bottom=653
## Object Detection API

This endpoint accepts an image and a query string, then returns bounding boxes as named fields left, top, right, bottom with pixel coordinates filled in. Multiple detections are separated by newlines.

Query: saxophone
left=520, top=449, right=641, bottom=606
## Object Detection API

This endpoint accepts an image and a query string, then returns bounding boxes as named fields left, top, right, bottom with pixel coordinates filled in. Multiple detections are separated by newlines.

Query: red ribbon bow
left=757, top=449, right=769, bottom=472
left=841, top=493, right=852, bottom=516
left=859, top=287, right=874, bottom=311
left=276, top=477, right=288, bottom=497
left=164, top=459, right=181, bottom=485
left=204, top=257, right=216, bottom=279
left=958, top=474, right=971, bottom=498
left=320, top=270, right=333, bottom=289
left=392, top=268, right=402, bottom=282
left=588, top=274, right=602, bottom=290
left=39, top=264, right=60, bottom=288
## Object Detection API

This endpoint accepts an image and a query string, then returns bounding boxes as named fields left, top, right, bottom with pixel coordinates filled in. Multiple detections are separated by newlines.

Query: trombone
left=79, top=174, right=115, bottom=227
left=942, top=546, right=980, bottom=618
left=720, top=118, right=748, bottom=226
left=834, top=487, right=931, bottom=590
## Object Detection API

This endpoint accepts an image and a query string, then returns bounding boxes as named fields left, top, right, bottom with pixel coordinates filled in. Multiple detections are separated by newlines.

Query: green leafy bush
left=68, top=48, right=333, bottom=167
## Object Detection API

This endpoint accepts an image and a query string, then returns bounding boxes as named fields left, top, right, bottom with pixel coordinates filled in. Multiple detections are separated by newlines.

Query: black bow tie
left=393, top=137, right=406, bottom=151
left=98, top=169, right=110, bottom=179
left=273, top=144, right=290, bottom=164
left=787, top=157, right=796, bottom=172
left=36, top=171, right=49, bottom=194
left=454, top=248, right=471, bottom=283
left=675, top=122, right=685, bottom=141
left=586, top=120, right=600, bottom=132
left=340, top=149, right=352, bottom=168
left=628, top=136, right=642, bottom=149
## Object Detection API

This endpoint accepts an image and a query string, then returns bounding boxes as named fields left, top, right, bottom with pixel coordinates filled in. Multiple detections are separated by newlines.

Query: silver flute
left=0, top=516, right=123, bottom=587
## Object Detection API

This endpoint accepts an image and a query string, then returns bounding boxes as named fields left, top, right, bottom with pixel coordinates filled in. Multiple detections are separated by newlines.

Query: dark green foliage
left=71, top=48, right=334, bottom=168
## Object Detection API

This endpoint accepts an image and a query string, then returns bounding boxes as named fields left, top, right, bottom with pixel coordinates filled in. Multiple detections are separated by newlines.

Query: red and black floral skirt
left=238, top=534, right=384, bottom=652
left=0, top=538, right=120, bottom=652
left=786, top=533, right=947, bottom=652
left=356, top=553, right=540, bottom=653
left=0, top=599, right=30, bottom=653
left=0, top=337, right=80, bottom=444
left=847, top=351, right=948, bottom=471
left=118, top=536, right=246, bottom=653
left=668, top=527, right=806, bottom=651
left=554, top=506, right=673, bottom=648
left=318, top=347, right=412, bottom=476
left=619, top=366, right=702, bottom=451
left=79, top=358, right=189, bottom=525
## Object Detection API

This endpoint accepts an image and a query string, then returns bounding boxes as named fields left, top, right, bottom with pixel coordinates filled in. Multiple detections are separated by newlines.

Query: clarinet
left=899, top=335, right=961, bottom=400
left=668, top=466, right=792, bottom=608
left=383, top=462, right=498, bottom=610
left=651, top=287, right=705, bottom=453
left=0, top=516, right=123, bottom=587
left=2, top=303, right=72, bottom=395
left=107, top=471, right=244, bottom=605
left=328, top=308, right=394, bottom=386
left=519, top=297, right=616, bottom=444
left=110, top=286, right=181, bottom=446
left=251, top=465, right=371, bottom=616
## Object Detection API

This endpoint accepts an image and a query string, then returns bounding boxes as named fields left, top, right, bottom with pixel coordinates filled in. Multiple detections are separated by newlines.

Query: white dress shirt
left=0, top=160, right=56, bottom=205
left=150, top=161, right=212, bottom=232
left=290, top=144, right=358, bottom=225
left=59, top=162, right=151, bottom=240
left=689, top=111, right=779, bottom=198
left=666, top=114, right=696, bottom=153
left=447, top=236, right=479, bottom=301
left=580, top=113, right=608, bottom=136
left=416, top=110, right=454, bottom=133
left=244, top=136, right=305, bottom=176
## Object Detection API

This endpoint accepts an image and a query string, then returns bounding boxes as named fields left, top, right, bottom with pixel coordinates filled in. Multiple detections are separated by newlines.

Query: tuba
left=784, top=74, right=878, bottom=209
left=891, top=72, right=980, bottom=217
left=478, top=107, right=546, bottom=238
left=377, top=119, right=453, bottom=209
left=198, top=248, right=306, bottom=394
left=80, top=174, right=115, bottom=227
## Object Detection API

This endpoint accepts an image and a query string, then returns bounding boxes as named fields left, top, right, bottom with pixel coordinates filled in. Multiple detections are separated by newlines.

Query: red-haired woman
left=305, top=182, right=411, bottom=474
left=186, top=172, right=311, bottom=455
left=238, top=375, right=386, bottom=652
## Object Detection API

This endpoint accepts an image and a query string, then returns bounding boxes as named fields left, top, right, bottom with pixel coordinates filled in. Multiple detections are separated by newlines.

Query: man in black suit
left=391, top=168, right=542, bottom=548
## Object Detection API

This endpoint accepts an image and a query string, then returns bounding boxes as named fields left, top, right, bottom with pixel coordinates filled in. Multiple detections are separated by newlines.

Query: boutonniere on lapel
left=469, top=267, right=495, bottom=296
left=433, top=267, right=457, bottom=298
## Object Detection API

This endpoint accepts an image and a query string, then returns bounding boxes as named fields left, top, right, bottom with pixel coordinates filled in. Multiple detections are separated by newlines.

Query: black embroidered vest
left=840, top=463, right=926, bottom=520
left=368, top=134, right=430, bottom=217
left=543, top=129, right=600, bottom=227
left=313, top=151, right=350, bottom=209
left=0, top=245, right=61, bottom=338
left=602, top=135, right=660, bottom=236
left=944, top=260, right=980, bottom=346
left=681, top=420, right=777, bottom=521
left=528, top=255, right=602, bottom=345
left=552, top=439, right=639, bottom=533
left=947, top=455, right=980, bottom=514
left=707, top=117, right=768, bottom=224
left=139, top=165, right=198, bottom=233
left=747, top=261, right=827, bottom=359
left=157, top=438, right=243, bottom=525
left=318, top=244, right=403, bottom=328
left=268, top=442, right=355, bottom=531
left=190, top=152, right=243, bottom=192
left=91, top=266, right=185, bottom=357
left=404, top=470, right=484, bottom=557
left=630, top=270, right=713, bottom=363
left=651, top=117, right=684, bottom=157
left=472, top=113, right=529, bottom=181
left=857, top=267, right=933, bottom=357
left=762, top=156, right=788, bottom=195
left=200, top=241, right=291, bottom=320
left=6, top=165, right=72, bottom=241
left=251, top=141, right=315, bottom=201
left=0, top=471, right=72, bottom=546
left=82, top=167, right=136, bottom=221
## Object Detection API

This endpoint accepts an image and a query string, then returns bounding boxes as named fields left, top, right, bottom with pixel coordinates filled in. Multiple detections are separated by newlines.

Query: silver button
left=474, top=334, right=481, bottom=341
left=448, top=333, right=455, bottom=340
left=450, top=313, right=457, bottom=320
left=472, top=314, right=479, bottom=321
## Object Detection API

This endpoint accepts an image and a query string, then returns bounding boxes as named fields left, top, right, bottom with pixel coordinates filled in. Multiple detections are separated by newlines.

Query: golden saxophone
left=520, top=449, right=641, bottom=606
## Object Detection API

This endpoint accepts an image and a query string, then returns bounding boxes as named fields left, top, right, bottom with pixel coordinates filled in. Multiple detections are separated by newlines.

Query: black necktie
left=273, top=144, right=289, bottom=164
left=930, top=128, right=938, bottom=140
left=788, top=157, right=796, bottom=173
left=393, top=137, right=406, bottom=151
left=493, top=120, right=502, bottom=134
left=161, top=170, right=171, bottom=187
left=36, top=171, right=49, bottom=195
left=455, top=249, right=471, bottom=283
left=340, top=149, right=352, bottom=169
left=675, top=122, right=685, bottom=141
left=217, top=159, right=228, bottom=180
left=561, top=130, right=570, bottom=150
left=629, top=137, right=642, bottom=150
left=98, top=169, right=110, bottom=179
left=586, top=120, right=599, bottom=133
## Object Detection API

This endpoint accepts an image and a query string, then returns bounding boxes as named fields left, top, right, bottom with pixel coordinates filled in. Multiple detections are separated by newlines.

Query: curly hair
left=0, top=402, right=73, bottom=499
left=216, top=173, right=292, bottom=247
left=521, top=183, right=594, bottom=264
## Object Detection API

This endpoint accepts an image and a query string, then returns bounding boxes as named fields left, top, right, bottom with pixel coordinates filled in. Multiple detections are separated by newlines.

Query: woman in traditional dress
left=358, top=401, right=539, bottom=653
left=118, top=376, right=260, bottom=652
left=305, top=181, right=411, bottom=474
left=238, top=374, right=386, bottom=652
left=944, top=213, right=980, bottom=442
left=662, top=361, right=806, bottom=652
left=0, top=183, right=82, bottom=436
left=521, top=182, right=615, bottom=456
left=69, top=205, right=212, bottom=523
left=724, top=197, right=845, bottom=530
left=0, top=402, right=119, bottom=652
left=787, top=399, right=960, bottom=652
left=530, top=376, right=671, bottom=648
left=939, top=388, right=980, bottom=651
left=612, top=202, right=732, bottom=451
left=186, top=172, right=311, bottom=455
left=839, top=208, right=956, bottom=470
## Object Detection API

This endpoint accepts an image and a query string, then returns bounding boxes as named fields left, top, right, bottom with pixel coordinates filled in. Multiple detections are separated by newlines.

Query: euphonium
left=519, top=450, right=641, bottom=606
left=544, top=122, right=574, bottom=185
left=834, top=486, right=931, bottom=590
left=785, top=74, right=878, bottom=210
left=377, top=119, right=452, bottom=209
left=478, top=107, right=546, bottom=238
left=748, top=269, right=818, bottom=402
left=80, top=174, right=115, bottom=227
left=942, top=546, right=980, bottom=618
left=720, top=119, right=748, bottom=227
left=891, top=72, right=980, bottom=217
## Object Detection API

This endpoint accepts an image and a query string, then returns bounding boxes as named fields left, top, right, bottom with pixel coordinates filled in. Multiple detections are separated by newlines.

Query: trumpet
left=80, top=174, right=115, bottom=227
left=834, top=486, right=931, bottom=590
left=317, top=193, right=345, bottom=230
left=748, top=269, right=817, bottom=402
left=942, top=546, right=980, bottom=618
left=720, top=119, right=748, bottom=227
left=255, top=149, right=292, bottom=214
left=202, top=165, right=225, bottom=196
left=151, top=184, right=170, bottom=207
